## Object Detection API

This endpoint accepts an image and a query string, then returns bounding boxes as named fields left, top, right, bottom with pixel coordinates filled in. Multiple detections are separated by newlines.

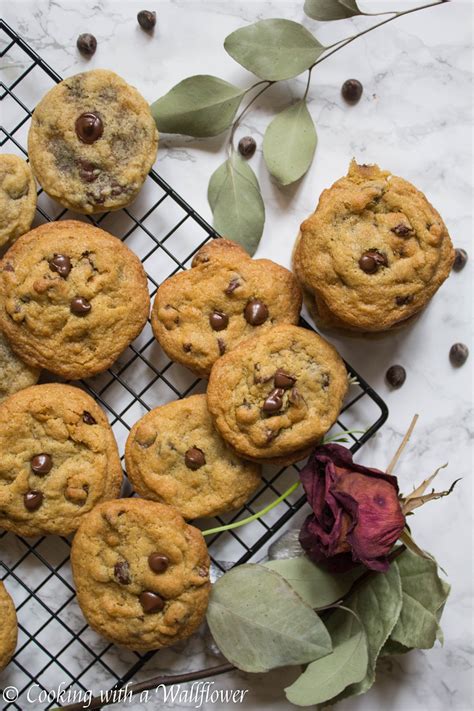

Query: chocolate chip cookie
left=151, top=239, right=302, bottom=377
left=0, top=383, right=122, bottom=537
left=0, top=331, right=39, bottom=404
left=125, top=394, right=261, bottom=519
left=0, top=220, right=150, bottom=379
left=0, top=580, right=17, bottom=671
left=28, top=69, right=158, bottom=214
left=0, top=154, right=37, bottom=249
left=71, top=498, right=210, bottom=651
left=207, top=324, right=347, bottom=465
left=293, top=160, right=454, bottom=332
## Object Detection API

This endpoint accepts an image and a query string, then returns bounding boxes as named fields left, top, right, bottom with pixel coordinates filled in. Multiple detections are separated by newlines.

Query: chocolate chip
left=449, top=343, right=469, bottom=367
left=76, top=33, right=97, bottom=57
left=341, top=79, right=363, bottom=105
left=262, top=388, right=284, bottom=413
left=49, top=254, right=71, bottom=278
left=139, top=591, right=165, bottom=614
left=238, top=136, right=256, bottom=159
left=391, top=223, right=413, bottom=237
left=274, top=369, right=296, bottom=390
left=359, top=251, right=388, bottom=274
left=183, top=343, right=192, bottom=352
left=77, top=159, right=98, bottom=183
left=386, top=365, right=406, bottom=388
left=3, top=263, right=14, bottom=272
left=24, top=490, right=43, bottom=511
left=453, top=248, right=468, bottom=272
left=224, top=278, right=241, bottom=295
left=288, top=387, right=304, bottom=406
left=82, top=411, right=96, bottom=425
left=137, top=10, right=156, bottom=31
left=395, top=295, right=413, bottom=306
left=185, top=447, right=206, bottom=470
left=31, top=453, right=52, bottom=476
left=244, top=299, right=268, bottom=326
left=114, top=561, right=131, bottom=585
left=70, top=296, right=91, bottom=316
left=75, top=112, right=103, bottom=144
left=209, top=310, right=228, bottom=331
left=321, top=373, right=330, bottom=389
left=217, top=338, right=226, bottom=355
left=148, top=553, right=169, bottom=574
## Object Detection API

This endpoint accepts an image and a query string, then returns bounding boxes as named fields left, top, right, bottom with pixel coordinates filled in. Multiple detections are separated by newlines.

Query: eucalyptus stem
left=229, top=80, right=274, bottom=149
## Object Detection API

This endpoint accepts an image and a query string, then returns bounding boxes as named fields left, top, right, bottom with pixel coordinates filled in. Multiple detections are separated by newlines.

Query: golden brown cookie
left=293, top=160, right=454, bottom=332
left=0, top=220, right=150, bottom=379
left=0, top=580, right=17, bottom=671
left=125, top=394, right=261, bottom=519
left=0, top=154, right=37, bottom=249
left=0, top=383, right=122, bottom=537
left=28, top=69, right=158, bottom=214
left=207, top=324, right=347, bottom=465
left=0, top=331, right=39, bottom=404
left=71, top=499, right=210, bottom=651
left=151, top=239, right=302, bottom=377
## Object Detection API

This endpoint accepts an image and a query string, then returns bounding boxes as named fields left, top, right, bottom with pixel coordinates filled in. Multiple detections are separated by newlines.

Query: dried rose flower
left=299, top=444, right=405, bottom=572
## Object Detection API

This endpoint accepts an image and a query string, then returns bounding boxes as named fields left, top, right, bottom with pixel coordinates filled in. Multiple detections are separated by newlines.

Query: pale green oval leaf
left=304, top=0, right=363, bottom=21
left=380, top=639, right=412, bottom=657
left=150, top=75, right=244, bottom=137
left=207, top=153, right=265, bottom=255
left=224, top=19, right=325, bottom=81
left=206, top=564, right=332, bottom=673
left=264, top=557, right=361, bottom=608
left=263, top=100, right=317, bottom=186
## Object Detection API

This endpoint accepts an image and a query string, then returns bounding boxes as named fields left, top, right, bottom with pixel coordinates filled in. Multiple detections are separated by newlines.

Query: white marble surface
left=1, top=1, right=473, bottom=709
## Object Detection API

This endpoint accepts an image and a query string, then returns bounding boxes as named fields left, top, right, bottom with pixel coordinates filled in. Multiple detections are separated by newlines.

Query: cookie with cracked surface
left=0, top=331, right=40, bottom=404
left=0, top=154, right=37, bottom=250
left=207, top=324, right=347, bottom=465
left=125, top=394, right=261, bottom=520
left=0, top=383, right=122, bottom=537
left=28, top=69, right=158, bottom=214
left=0, top=580, right=17, bottom=671
left=151, top=238, right=302, bottom=378
left=71, top=498, right=210, bottom=651
left=293, top=160, right=454, bottom=333
left=0, top=220, right=150, bottom=379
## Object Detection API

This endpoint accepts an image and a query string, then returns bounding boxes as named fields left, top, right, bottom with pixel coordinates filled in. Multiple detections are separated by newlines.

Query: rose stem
left=386, top=414, right=419, bottom=475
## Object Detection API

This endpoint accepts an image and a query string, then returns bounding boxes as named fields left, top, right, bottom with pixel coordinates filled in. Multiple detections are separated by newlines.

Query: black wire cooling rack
left=0, top=19, right=388, bottom=711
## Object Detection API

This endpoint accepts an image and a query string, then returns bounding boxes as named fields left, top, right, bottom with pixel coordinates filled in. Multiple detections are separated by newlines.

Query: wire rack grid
left=0, top=19, right=388, bottom=711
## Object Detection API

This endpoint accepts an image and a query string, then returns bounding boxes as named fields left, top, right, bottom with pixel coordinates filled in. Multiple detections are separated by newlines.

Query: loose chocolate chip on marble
left=453, top=248, right=468, bottom=272
left=185, top=447, right=206, bottom=470
left=341, top=79, right=363, bottom=105
left=70, top=296, right=91, bottom=316
left=24, top=490, right=43, bottom=511
left=359, top=251, right=388, bottom=274
left=31, top=453, right=53, bottom=476
left=395, top=295, right=413, bottom=306
left=386, top=365, right=406, bottom=389
left=183, top=342, right=192, bottom=353
left=244, top=299, right=269, bottom=326
left=224, top=278, right=241, bottom=295
left=274, top=369, right=296, bottom=390
left=449, top=342, right=469, bottom=367
left=75, top=113, right=103, bottom=144
left=209, top=310, right=228, bottom=331
left=391, top=223, right=413, bottom=237
left=76, top=33, right=97, bottom=57
left=238, top=136, right=256, bottom=159
left=140, top=591, right=165, bottom=614
left=217, top=338, right=226, bottom=355
left=262, top=388, right=285, bottom=413
left=49, top=254, right=71, bottom=278
left=114, top=561, right=131, bottom=585
left=82, top=411, right=97, bottom=425
left=137, top=10, right=157, bottom=31
left=148, top=553, right=169, bottom=574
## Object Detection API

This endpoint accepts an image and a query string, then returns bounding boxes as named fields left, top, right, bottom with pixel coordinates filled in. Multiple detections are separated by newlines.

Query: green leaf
left=264, top=557, right=361, bottom=608
left=207, top=152, right=265, bottom=255
left=263, top=100, right=317, bottom=185
left=304, top=0, right=363, bottom=21
left=206, top=564, right=332, bottom=672
left=150, top=75, right=244, bottom=137
left=380, top=638, right=412, bottom=656
left=285, top=610, right=368, bottom=706
left=224, top=19, right=325, bottom=81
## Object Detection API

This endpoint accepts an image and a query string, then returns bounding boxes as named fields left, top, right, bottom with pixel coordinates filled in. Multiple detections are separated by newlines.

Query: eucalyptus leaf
left=263, top=100, right=317, bottom=185
left=304, top=0, right=363, bottom=21
left=150, top=75, right=244, bottom=137
left=206, top=564, right=332, bottom=673
left=380, top=639, right=412, bottom=656
left=264, top=557, right=361, bottom=608
left=207, top=153, right=264, bottom=255
left=224, top=19, right=325, bottom=81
